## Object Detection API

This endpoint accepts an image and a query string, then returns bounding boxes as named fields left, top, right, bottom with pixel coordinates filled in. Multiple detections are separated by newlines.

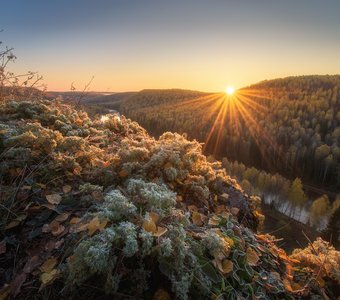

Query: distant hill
left=0, top=86, right=45, bottom=100
left=46, top=91, right=112, bottom=102
left=83, top=91, right=137, bottom=110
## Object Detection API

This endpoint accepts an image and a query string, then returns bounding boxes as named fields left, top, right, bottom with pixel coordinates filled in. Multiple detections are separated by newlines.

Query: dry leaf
left=62, top=185, right=72, bottom=193
left=119, top=169, right=128, bottom=178
left=214, top=205, right=227, bottom=214
left=87, top=216, right=108, bottom=236
left=153, top=288, right=171, bottom=300
left=5, top=214, right=27, bottom=230
left=176, top=195, right=183, bottom=202
left=52, top=224, right=65, bottom=236
left=40, top=269, right=59, bottom=286
left=221, top=193, right=229, bottom=200
left=0, top=284, right=11, bottom=300
left=5, top=220, right=20, bottom=230
left=230, top=207, right=239, bottom=216
left=42, top=224, right=51, bottom=233
left=92, top=190, right=103, bottom=201
left=55, top=212, right=70, bottom=223
left=224, top=237, right=234, bottom=248
left=221, top=259, right=234, bottom=274
left=40, top=257, right=57, bottom=273
left=192, top=211, right=205, bottom=226
left=188, top=205, right=198, bottom=212
left=149, top=212, right=159, bottom=223
left=23, top=256, right=41, bottom=273
left=71, top=222, right=88, bottom=233
left=46, top=194, right=62, bottom=205
left=142, top=219, right=157, bottom=233
left=41, top=203, right=56, bottom=210
left=213, top=259, right=233, bottom=274
left=153, top=226, right=168, bottom=237
left=246, top=247, right=260, bottom=266
left=46, top=221, right=65, bottom=236
left=208, top=215, right=220, bottom=226
left=70, top=217, right=80, bottom=224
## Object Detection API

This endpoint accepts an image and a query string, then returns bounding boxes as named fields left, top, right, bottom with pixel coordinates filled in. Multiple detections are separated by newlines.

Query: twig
left=75, top=76, right=94, bottom=107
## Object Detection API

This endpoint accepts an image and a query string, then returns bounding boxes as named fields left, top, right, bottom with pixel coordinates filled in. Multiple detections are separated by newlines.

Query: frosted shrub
left=127, top=179, right=176, bottom=212
left=116, top=221, right=139, bottom=257
left=68, top=227, right=117, bottom=285
left=159, top=237, right=173, bottom=257
left=100, top=189, right=137, bottom=221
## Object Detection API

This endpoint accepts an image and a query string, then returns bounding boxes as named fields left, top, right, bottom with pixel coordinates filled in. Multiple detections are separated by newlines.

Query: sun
left=225, top=86, right=235, bottom=95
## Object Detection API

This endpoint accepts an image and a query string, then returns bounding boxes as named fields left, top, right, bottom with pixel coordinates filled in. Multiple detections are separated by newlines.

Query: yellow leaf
left=70, top=217, right=80, bottom=224
left=143, top=219, right=157, bottom=233
left=153, top=288, right=171, bottom=300
left=46, top=194, right=62, bottom=205
left=153, top=226, right=168, bottom=237
left=5, top=214, right=27, bottom=230
left=40, top=269, right=59, bottom=286
left=149, top=212, right=159, bottom=224
left=246, top=247, right=260, bottom=266
left=176, top=195, right=183, bottom=202
left=213, top=259, right=233, bottom=274
left=224, top=237, right=234, bottom=248
left=62, top=185, right=72, bottom=193
left=98, top=218, right=108, bottom=231
left=40, top=257, right=57, bottom=273
left=188, top=205, right=198, bottom=212
left=87, top=216, right=108, bottom=236
left=221, top=259, right=233, bottom=274
left=208, top=215, right=220, bottom=226
left=192, top=211, right=205, bottom=226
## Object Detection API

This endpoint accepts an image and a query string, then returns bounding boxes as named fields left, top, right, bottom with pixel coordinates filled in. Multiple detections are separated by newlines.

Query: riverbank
left=260, top=203, right=319, bottom=253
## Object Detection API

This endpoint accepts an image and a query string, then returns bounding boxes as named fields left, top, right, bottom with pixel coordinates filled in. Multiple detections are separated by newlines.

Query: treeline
left=117, top=76, right=340, bottom=189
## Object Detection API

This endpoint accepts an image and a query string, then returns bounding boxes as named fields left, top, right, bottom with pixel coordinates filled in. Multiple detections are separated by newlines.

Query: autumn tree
left=287, top=178, right=307, bottom=219
left=309, top=195, right=331, bottom=230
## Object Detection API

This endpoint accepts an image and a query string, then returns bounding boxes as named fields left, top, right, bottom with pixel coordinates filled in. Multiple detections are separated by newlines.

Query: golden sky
left=3, top=0, right=340, bottom=92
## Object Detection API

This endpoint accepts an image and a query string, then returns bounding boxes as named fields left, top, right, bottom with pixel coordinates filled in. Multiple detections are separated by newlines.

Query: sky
left=1, top=0, right=340, bottom=92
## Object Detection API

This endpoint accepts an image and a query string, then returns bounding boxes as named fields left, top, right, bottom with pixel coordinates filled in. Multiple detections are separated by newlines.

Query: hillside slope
left=0, top=99, right=339, bottom=299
